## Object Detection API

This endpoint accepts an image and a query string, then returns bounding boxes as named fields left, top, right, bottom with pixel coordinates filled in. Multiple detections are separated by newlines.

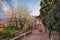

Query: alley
left=22, top=29, right=50, bottom=40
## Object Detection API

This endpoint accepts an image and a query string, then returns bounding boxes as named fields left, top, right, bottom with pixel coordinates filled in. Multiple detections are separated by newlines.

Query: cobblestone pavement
left=22, top=29, right=50, bottom=40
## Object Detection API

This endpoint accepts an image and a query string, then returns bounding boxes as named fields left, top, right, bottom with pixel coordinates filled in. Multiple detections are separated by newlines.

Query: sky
left=0, top=0, right=40, bottom=19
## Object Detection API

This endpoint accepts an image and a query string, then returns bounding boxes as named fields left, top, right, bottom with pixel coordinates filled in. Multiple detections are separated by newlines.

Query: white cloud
left=0, top=0, right=10, bottom=11
left=31, top=0, right=40, bottom=16
left=11, top=0, right=18, bottom=8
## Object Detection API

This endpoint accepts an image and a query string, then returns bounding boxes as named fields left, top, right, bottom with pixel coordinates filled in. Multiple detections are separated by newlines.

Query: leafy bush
left=1, top=27, right=19, bottom=36
left=42, top=1, right=60, bottom=33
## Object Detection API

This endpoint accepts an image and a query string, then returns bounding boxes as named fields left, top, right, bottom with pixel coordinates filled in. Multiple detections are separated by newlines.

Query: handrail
left=9, top=30, right=32, bottom=40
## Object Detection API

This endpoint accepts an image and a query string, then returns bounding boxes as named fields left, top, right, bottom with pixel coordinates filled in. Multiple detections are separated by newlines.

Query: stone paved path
left=22, top=29, right=50, bottom=40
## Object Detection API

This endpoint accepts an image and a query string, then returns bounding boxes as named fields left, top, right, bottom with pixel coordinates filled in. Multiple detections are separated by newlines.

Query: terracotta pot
left=39, top=29, right=43, bottom=32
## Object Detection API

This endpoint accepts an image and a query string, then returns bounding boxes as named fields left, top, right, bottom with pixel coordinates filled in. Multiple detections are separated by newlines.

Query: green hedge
left=0, top=27, right=19, bottom=40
